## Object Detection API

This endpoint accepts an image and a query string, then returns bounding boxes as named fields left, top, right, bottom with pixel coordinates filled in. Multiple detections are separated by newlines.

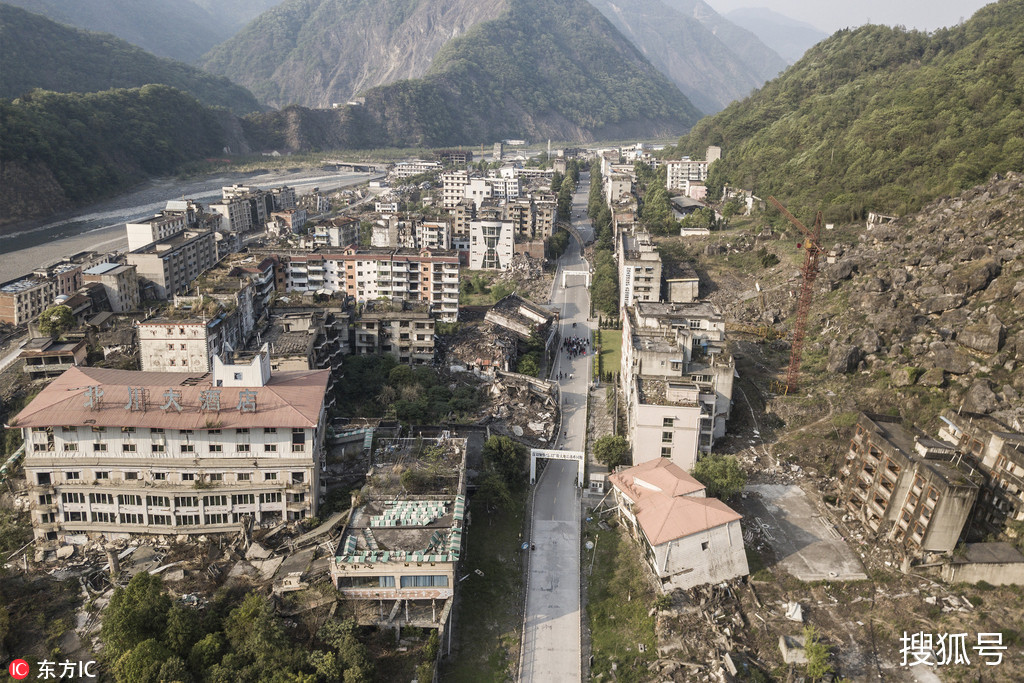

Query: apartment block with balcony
left=617, top=232, right=663, bottom=310
left=621, top=301, right=733, bottom=458
left=937, top=411, right=1024, bottom=535
left=840, top=413, right=979, bottom=555
left=14, top=348, right=329, bottom=546
left=353, top=303, right=434, bottom=365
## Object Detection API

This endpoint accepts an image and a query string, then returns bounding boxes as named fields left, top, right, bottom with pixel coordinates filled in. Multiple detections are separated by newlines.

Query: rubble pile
left=484, top=372, right=559, bottom=445
left=494, top=253, right=551, bottom=302
left=650, top=581, right=758, bottom=682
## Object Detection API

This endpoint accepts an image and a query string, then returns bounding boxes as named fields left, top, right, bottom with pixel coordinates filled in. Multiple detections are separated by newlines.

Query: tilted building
left=610, top=458, right=747, bottom=591
left=839, top=413, right=980, bottom=555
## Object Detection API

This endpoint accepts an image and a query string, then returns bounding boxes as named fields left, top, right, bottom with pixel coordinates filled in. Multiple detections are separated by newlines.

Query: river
left=0, top=167, right=380, bottom=283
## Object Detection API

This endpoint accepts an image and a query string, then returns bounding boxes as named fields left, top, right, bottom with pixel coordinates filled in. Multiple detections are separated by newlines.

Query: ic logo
left=8, top=659, right=30, bottom=680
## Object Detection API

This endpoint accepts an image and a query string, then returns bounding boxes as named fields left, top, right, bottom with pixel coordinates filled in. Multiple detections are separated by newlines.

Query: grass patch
left=594, top=328, right=622, bottom=376
left=585, top=522, right=657, bottom=681
left=746, top=547, right=772, bottom=582
left=442, top=493, right=527, bottom=682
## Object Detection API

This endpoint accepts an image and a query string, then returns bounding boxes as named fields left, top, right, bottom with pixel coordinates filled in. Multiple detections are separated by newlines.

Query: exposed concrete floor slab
left=745, top=484, right=867, bottom=581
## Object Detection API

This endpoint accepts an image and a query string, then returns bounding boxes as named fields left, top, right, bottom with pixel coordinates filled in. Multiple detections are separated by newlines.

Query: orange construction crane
left=768, top=197, right=823, bottom=393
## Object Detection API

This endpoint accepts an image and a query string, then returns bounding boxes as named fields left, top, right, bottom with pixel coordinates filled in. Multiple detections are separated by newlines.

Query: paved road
left=521, top=172, right=593, bottom=682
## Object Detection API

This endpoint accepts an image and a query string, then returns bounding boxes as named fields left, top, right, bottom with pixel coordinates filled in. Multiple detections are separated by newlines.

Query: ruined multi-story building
left=353, top=303, right=435, bottom=365
left=839, top=413, right=980, bottom=555
left=938, top=411, right=1024, bottom=535
left=620, top=301, right=733, bottom=471
left=330, top=436, right=466, bottom=634
left=15, top=347, right=329, bottom=545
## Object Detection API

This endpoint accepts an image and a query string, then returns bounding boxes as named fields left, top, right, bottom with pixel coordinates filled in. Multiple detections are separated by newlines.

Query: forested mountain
left=201, top=0, right=509, bottom=109
left=242, top=0, right=701, bottom=148
left=587, top=0, right=783, bottom=113
left=0, top=0, right=235, bottom=63
left=0, top=85, right=240, bottom=224
left=0, top=4, right=261, bottom=115
left=672, top=0, right=1024, bottom=222
left=723, top=7, right=827, bottom=64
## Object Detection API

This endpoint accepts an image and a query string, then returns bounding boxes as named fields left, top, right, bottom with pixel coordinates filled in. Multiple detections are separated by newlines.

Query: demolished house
left=330, top=436, right=467, bottom=637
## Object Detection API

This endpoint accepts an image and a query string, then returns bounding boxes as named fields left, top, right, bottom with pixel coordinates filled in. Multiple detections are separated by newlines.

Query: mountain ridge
left=670, top=0, right=1024, bottom=222
left=0, top=3, right=262, bottom=115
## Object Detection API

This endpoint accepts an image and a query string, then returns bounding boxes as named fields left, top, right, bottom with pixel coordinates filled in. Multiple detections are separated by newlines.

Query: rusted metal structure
left=769, top=197, right=823, bottom=393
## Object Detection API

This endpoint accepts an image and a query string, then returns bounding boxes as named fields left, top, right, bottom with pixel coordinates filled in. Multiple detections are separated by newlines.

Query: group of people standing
left=561, top=335, right=589, bottom=359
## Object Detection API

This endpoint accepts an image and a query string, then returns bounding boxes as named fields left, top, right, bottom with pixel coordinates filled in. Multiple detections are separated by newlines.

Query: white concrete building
left=621, top=302, right=734, bottom=470
left=617, top=232, right=662, bottom=310
left=15, top=348, right=330, bottom=545
left=126, top=230, right=219, bottom=299
left=441, top=171, right=470, bottom=209
left=469, top=220, right=515, bottom=270
left=126, top=213, right=189, bottom=251
left=610, top=459, right=748, bottom=591
left=465, top=178, right=493, bottom=209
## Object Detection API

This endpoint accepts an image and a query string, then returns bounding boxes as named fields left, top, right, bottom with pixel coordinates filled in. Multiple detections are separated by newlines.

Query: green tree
left=803, top=625, right=833, bottom=680
left=157, top=655, right=192, bottom=683
left=221, top=593, right=305, bottom=679
left=692, top=454, right=747, bottom=500
left=482, top=435, right=527, bottom=486
left=516, top=356, right=539, bottom=377
left=37, top=304, right=75, bottom=339
left=164, top=605, right=202, bottom=659
left=476, top=470, right=515, bottom=510
left=114, top=638, right=172, bottom=683
left=593, top=435, right=630, bottom=468
left=101, top=572, right=172, bottom=662
left=318, top=619, right=372, bottom=682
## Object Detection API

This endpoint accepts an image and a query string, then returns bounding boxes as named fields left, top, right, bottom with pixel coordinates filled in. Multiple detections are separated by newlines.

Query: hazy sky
left=704, top=0, right=993, bottom=34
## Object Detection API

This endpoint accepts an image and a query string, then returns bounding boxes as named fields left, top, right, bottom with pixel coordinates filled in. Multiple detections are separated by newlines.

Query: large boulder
left=918, top=367, right=946, bottom=387
left=958, top=318, right=1006, bottom=354
left=931, top=348, right=972, bottom=374
left=920, top=293, right=965, bottom=314
left=891, top=367, right=918, bottom=387
left=827, top=344, right=862, bottom=374
left=948, top=259, right=1001, bottom=295
left=963, top=380, right=999, bottom=414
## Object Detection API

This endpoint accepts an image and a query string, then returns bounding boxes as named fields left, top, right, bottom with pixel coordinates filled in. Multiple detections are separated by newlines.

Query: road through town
left=520, top=171, right=593, bottom=682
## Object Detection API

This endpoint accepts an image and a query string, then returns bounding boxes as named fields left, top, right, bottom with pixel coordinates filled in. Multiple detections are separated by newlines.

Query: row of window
left=42, top=442, right=304, bottom=454
left=55, top=511, right=242, bottom=526
left=54, top=492, right=288, bottom=507
left=42, top=426, right=296, bottom=436
left=336, top=574, right=450, bottom=589
left=36, top=470, right=305, bottom=485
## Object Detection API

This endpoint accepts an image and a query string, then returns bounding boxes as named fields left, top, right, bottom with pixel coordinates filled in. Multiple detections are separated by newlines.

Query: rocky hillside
left=243, top=0, right=700, bottom=150
left=0, top=3, right=261, bottom=114
left=722, top=173, right=1024, bottom=433
left=587, top=0, right=786, bottom=114
left=201, top=0, right=509, bottom=109
left=672, top=0, right=1024, bottom=223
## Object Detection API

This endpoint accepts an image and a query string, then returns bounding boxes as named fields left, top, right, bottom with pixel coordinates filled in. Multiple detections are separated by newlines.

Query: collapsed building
left=330, top=436, right=467, bottom=638
left=839, top=413, right=981, bottom=556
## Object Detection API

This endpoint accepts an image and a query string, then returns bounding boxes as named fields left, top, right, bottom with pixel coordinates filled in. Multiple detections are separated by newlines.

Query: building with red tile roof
left=610, top=458, right=748, bottom=591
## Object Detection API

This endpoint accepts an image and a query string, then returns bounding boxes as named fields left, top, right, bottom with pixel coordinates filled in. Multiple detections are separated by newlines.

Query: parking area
left=743, top=484, right=867, bottom=581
